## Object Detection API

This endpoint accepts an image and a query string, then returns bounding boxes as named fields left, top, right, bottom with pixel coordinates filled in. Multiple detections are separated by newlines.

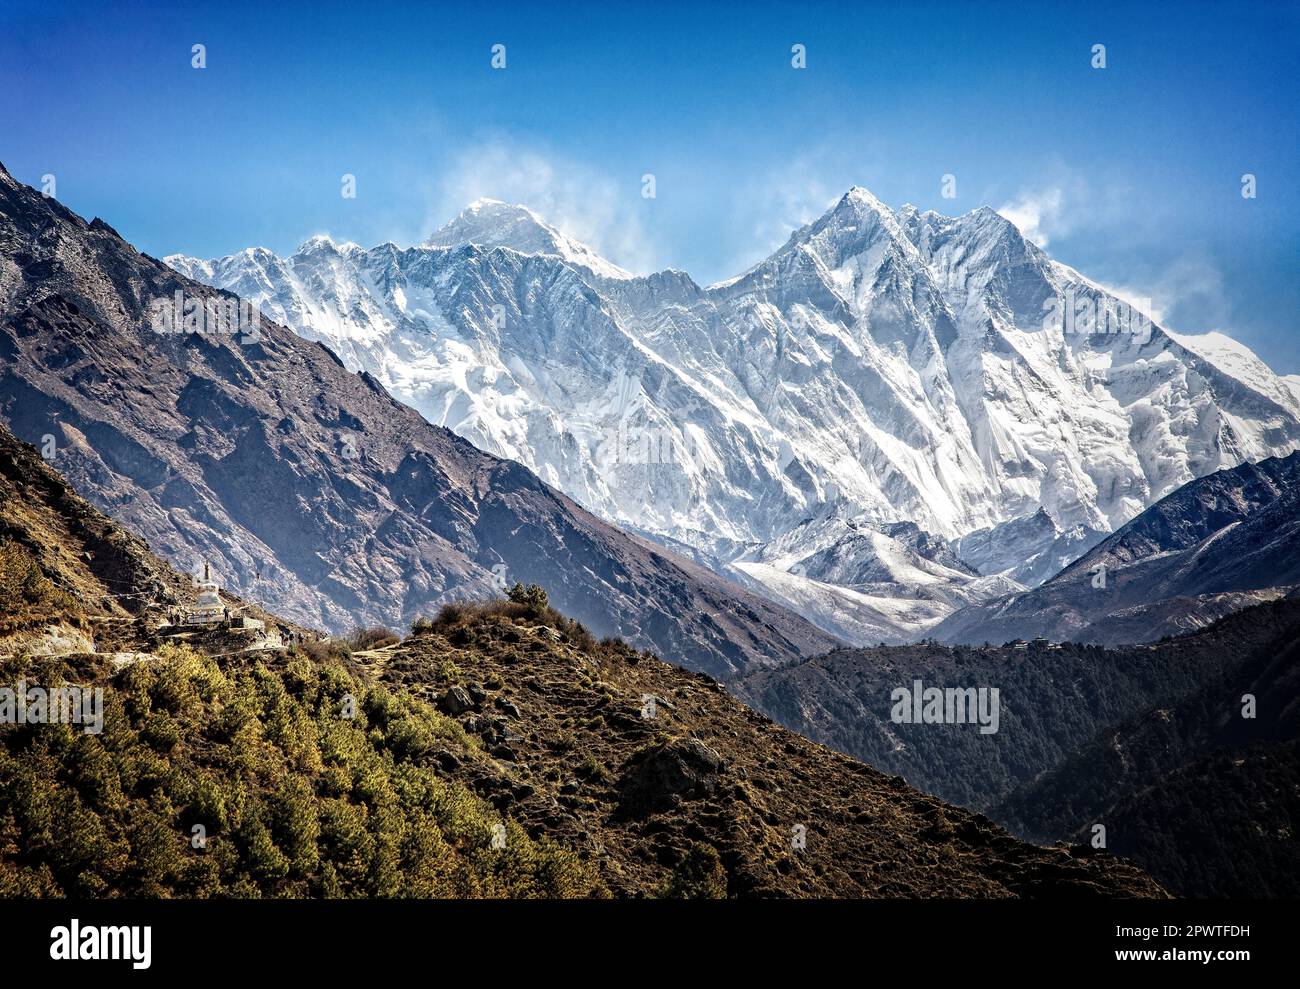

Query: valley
left=0, top=419, right=1164, bottom=899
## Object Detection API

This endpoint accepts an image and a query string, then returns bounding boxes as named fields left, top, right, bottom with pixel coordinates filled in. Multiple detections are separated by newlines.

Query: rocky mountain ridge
left=933, top=451, right=1300, bottom=645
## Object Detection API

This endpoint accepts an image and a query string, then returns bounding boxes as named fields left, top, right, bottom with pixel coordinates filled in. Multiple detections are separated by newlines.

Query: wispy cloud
left=996, top=186, right=1066, bottom=248
left=746, top=159, right=841, bottom=253
left=992, top=165, right=1147, bottom=254
left=1097, top=252, right=1230, bottom=334
left=714, top=151, right=866, bottom=281
left=428, top=140, right=661, bottom=274
left=1098, top=281, right=1167, bottom=326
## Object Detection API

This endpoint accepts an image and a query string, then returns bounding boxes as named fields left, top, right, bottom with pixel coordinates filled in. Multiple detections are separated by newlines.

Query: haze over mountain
left=0, top=162, right=838, bottom=679
left=170, top=189, right=1300, bottom=643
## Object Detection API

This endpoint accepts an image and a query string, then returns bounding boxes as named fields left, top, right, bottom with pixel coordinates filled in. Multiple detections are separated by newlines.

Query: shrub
left=507, top=583, right=549, bottom=619
left=431, top=602, right=470, bottom=628
left=0, top=643, right=603, bottom=899
left=346, top=627, right=400, bottom=651
left=577, top=755, right=607, bottom=783
left=300, top=638, right=351, bottom=664
left=659, top=843, right=728, bottom=899
left=0, top=540, right=77, bottom=620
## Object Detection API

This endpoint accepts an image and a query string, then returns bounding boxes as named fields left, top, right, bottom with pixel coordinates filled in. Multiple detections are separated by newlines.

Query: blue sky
left=2, top=0, right=1297, bottom=370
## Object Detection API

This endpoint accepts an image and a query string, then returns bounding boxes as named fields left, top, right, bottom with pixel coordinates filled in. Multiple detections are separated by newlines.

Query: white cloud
left=429, top=140, right=660, bottom=274
left=749, top=163, right=840, bottom=253
left=1096, top=281, right=1166, bottom=326
left=713, top=153, right=855, bottom=281
left=997, top=186, right=1066, bottom=248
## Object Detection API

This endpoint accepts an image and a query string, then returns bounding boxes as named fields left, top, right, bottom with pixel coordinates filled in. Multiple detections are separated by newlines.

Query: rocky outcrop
left=617, top=737, right=725, bottom=814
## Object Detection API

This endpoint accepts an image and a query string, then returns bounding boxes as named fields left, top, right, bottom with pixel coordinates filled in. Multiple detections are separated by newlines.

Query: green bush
left=507, top=583, right=549, bottom=619
left=345, top=627, right=400, bottom=651
left=0, top=540, right=78, bottom=622
left=658, top=843, right=728, bottom=899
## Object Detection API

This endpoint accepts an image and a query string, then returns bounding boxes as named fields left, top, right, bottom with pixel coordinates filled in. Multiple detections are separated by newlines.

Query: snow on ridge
left=1163, top=329, right=1300, bottom=417
left=425, top=198, right=635, bottom=281
left=1285, top=375, right=1300, bottom=407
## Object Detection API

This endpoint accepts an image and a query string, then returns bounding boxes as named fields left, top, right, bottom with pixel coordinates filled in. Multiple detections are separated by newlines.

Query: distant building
left=185, top=562, right=227, bottom=625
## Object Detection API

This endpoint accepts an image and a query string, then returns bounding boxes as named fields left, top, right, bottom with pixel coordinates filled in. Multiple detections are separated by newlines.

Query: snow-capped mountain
left=423, top=198, right=635, bottom=281
left=951, top=509, right=1106, bottom=587
left=167, top=188, right=1300, bottom=642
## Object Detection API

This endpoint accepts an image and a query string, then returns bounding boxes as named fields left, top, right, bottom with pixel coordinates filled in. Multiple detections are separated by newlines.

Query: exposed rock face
left=0, top=164, right=838, bottom=679
left=0, top=421, right=180, bottom=625
left=439, top=685, right=474, bottom=715
left=933, top=451, right=1300, bottom=645
left=617, top=737, right=725, bottom=814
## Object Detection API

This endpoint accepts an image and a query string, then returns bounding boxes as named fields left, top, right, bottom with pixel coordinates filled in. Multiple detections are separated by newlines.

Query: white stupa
left=186, top=562, right=227, bottom=625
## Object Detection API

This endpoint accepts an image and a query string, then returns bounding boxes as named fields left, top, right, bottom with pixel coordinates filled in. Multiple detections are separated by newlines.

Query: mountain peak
left=841, top=185, right=891, bottom=210
left=426, top=199, right=633, bottom=279
left=751, top=183, right=911, bottom=273
left=818, top=185, right=896, bottom=227
left=452, top=197, right=547, bottom=229
left=465, top=196, right=531, bottom=214
left=295, top=233, right=362, bottom=256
